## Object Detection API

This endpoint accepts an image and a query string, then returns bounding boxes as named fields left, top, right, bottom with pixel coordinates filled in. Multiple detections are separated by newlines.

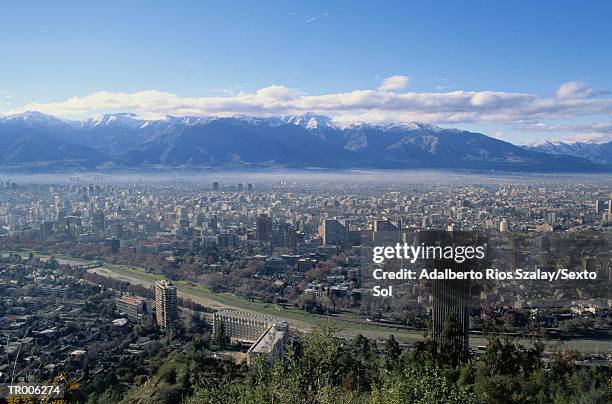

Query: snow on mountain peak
left=80, top=113, right=142, bottom=128
left=1, top=111, right=69, bottom=127
left=281, top=113, right=333, bottom=129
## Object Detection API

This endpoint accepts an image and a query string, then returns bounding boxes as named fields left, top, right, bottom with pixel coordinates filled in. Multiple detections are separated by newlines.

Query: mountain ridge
left=0, top=111, right=608, bottom=173
left=524, top=140, right=612, bottom=166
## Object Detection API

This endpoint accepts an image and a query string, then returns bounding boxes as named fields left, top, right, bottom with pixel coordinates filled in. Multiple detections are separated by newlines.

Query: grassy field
left=102, top=263, right=410, bottom=333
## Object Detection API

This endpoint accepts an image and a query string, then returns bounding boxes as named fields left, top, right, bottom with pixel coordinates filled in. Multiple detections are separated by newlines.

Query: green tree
left=212, top=320, right=230, bottom=349
left=370, top=364, right=474, bottom=404
left=438, top=313, right=465, bottom=368
left=383, top=334, right=401, bottom=373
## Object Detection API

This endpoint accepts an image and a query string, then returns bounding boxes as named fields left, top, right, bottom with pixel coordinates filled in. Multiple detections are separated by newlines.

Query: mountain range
left=523, top=141, right=612, bottom=166
left=0, top=111, right=609, bottom=172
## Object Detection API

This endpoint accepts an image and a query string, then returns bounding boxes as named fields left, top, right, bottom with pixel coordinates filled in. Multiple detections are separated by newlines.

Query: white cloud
left=523, top=121, right=612, bottom=134
left=556, top=81, right=593, bottom=98
left=520, top=121, right=612, bottom=144
left=5, top=80, right=612, bottom=130
left=378, top=75, right=411, bottom=92
left=470, top=91, right=502, bottom=107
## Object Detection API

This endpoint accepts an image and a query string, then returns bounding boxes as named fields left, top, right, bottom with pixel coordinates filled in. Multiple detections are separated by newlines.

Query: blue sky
left=2, top=1, right=612, bottom=144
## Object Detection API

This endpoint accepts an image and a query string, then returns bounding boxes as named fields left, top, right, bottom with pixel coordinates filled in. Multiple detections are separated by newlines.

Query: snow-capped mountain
left=0, top=111, right=608, bottom=172
left=281, top=113, right=333, bottom=129
left=1, top=111, right=71, bottom=129
left=524, top=141, right=612, bottom=166
left=78, top=113, right=144, bottom=129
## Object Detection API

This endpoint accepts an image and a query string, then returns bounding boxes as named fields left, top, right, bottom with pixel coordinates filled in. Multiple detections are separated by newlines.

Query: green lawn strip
left=104, top=264, right=166, bottom=281
left=3, top=250, right=88, bottom=263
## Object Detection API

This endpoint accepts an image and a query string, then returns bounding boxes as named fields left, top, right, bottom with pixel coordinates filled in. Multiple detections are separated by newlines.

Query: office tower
left=194, top=212, right=205, bottom=228
left=155, top=280, right=178, bottom=329
left=285, top=226, right=297, bottom=251
left=110, top=223, right=124, bottom=239
left=499, top=218, right=509, bottom=232
left=66, top=215, right=82, bottom=238
left=431, top=269, right=470, bottom=362
left=256, top=213, right=273, bottom=241
left=595, top=200, right=602, bottom=214
left=320, top=218, right=347, bottom=246
left=212, top=181, right=219, bottom=192
left=40, top=220, right=53, bottom=241
left=420, top=231, right=476, bottom=363
left=247, top=183, right=253, bottom=191
left=177, top=218, right=190, bottom=234
left=373, top=219, right=399, bottom=232
left=93, top=210, right=105, bottom=234
left=238, top=183, right=243, bottom=191
left=208, top=214, right=218, bottom=233
left=106, top=238, right=120, bottom=254
left=217, top=233, right=237, bottom=248
left=271, top=222, right=297, bottom=251
left=373, top=218, right=401, bottom=244
left=608, top=199, right=612, bottom=214
left=297, top=258, right=317, bottom=272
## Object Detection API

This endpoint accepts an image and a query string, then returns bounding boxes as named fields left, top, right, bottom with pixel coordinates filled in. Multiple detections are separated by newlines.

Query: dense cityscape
left=0, top=172, right=610, bottom=403
left=3, top=1, right=612, bottom=402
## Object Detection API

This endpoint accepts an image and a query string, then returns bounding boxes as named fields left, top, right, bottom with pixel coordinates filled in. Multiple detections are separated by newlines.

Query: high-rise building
left=40, top=221, right=53, bottom=241
left=420, top=231, right=476, bottom=363
left=271, top=222, right=297, bottom=251
left=212, top=181, right=219, bottom=192
left=217, top=233, right=237, bottom=248
left=499, top=218, right=509, bottom=232
left=256, top=213, right=273, bottom=241
left=320, top=219, right=347, bottom=246
left=431, top=271, right=470, bottom=361
left=373, top=219, right=399, bottom=232
left=208, top=214, right=218, bottom=233
left=155, top=280, right=178, bottom=329
left=110, top=223, right=124, bottom=239
left=373, top=218, right=401, bottom=244
left=93, top=210, right=105, bottom=235
left=595, top=199, right=602, bottom=214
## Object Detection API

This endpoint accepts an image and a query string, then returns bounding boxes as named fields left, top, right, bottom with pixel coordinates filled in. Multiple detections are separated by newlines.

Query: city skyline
left=1, top=3, right=610, bottom=402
